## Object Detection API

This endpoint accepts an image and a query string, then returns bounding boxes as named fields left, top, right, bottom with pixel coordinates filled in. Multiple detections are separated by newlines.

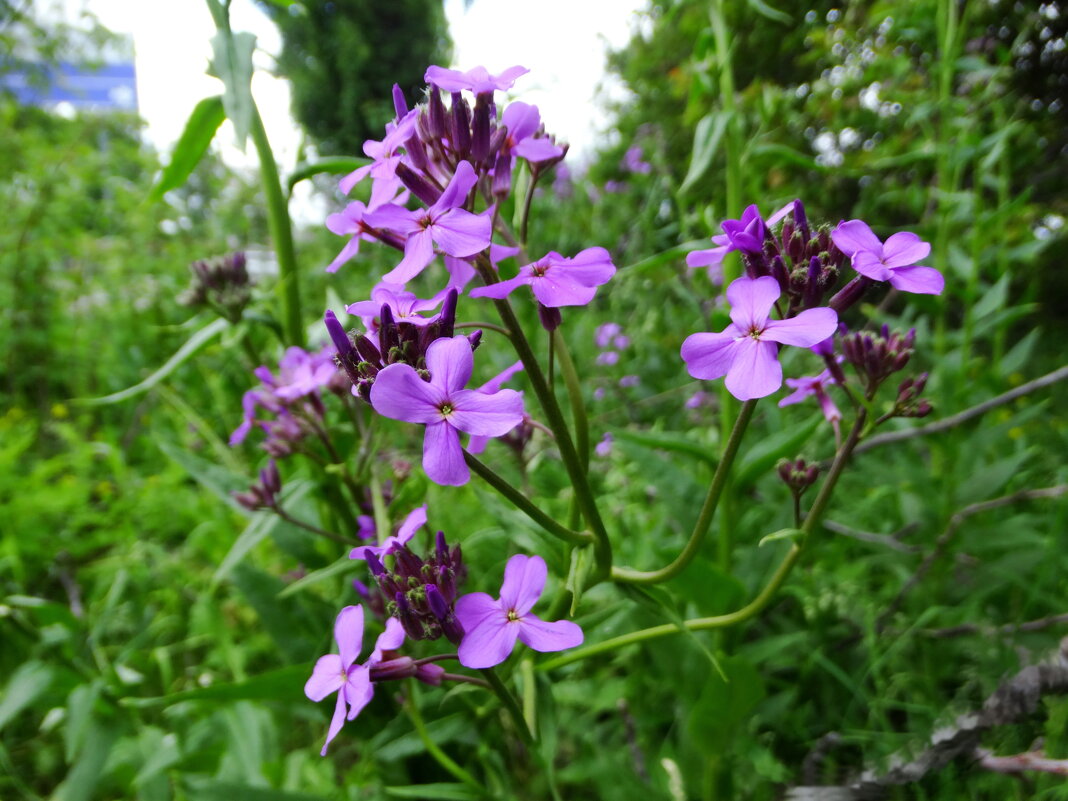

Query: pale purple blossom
left=595, top=432, right=614, bottom=457
left=455, top=554, right=583, bottom=669
left=681, top=276, right=838, bottom=400
left=595, top=323, right=622, bottom=349
left=469, top=247, right=616, bottom=307
left=779, top=369, right=842, bottom=425
left=230, top=347, right=336, bottom=445
left=467, top=361, right=525, bottom=455
left=622, top=145, right=652, bottom=174
left=596, top=351, right=620, bottom=366
left=424, top=64, right=529, bottom=95
left=346, top=282, right=448, bottom=328
left=324, top=188, right=407, bottom=274
left=619, top=375, right=640, bottom=388
left=338, top=109, right=418, bottom=198
left=365, top=161, right=492, bottom=284
left=686, top=201, right=794, bottom=278
left=499, top=102, right=564, bottom=164
left=304, top=606, right=404, bottom=755
left=349, top=505, right=428, bottom=562
left=831, top=221, right=944, bottom=295
left=369, top=336, right=525, bottom=485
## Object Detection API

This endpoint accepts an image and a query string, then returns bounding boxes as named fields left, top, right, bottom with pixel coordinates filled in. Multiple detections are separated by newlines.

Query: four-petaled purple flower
left=455, top=554, right=583, bottom=669
left=831, top=220, right=944, bottom=295
left=369, top=336, right=525, bottom=485
left=338, top=109, right=418, bottom=198
left=779, top=369, right=842, bottom=425
left=686, top=202, right=794, bottom=278
left=349, top=504, right=428, bottom=562
left=469, top=247, right=616, bottom=307
left=304, top=606, right=404, bottom=755
left=366, top=160, right=492, bottom=284
left=424, top=64, right=529, bottom=95
left=346, top=282, right=448, bottom=328
left=499, top=102, right=564, bottom=164
left=681, top=276, right=838, bottom=400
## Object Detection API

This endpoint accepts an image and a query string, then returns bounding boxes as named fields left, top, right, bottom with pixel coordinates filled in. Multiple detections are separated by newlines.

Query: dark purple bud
left=428, top=88, right=447, bottom=139
left=366, top=552, right=387, bottom=578
left=394, top=547, right=424, bottom=579
left=538, top=303, right=562, bottom=332
left=415, top=663, right=445, bottom=686
left=770, top=254, right=789, bottom=292
left=395, top=162, right=442, bottom=206
left=488, top=125, right=509, bottom=157
left=233, top=491, right=262, bottom=511
left=802, top=256, right=823, bottom=309
left=471, top=95, right=491, bottom=163
left=438, top=288, right=458, bottom=338
left=492, top=150, right=512, bottom=198
left=379, top=304, right=400, bottom=355
left=355, top=334, right=382, bottom=365
left=467, top=329, right=483, bottom=351
left=829, top=276, right=871, bottom=313
left=442, top=613, right=465, bottom=645
left=435, top=530, right=448, bottom=561
left=261, top=459, right=281, bottom=494
left=392, top=83, right=408, bottom=118
left=450, top=92, right=472, bottom=157
left=425, top=584, right=449, bottom=621
left=793, top=199, right=810, bottom=240
left=405, top=134, right=429, bottom=172
left=370, top=656, right=415, bottom=682
left=325, top=310, right=355, bottom=359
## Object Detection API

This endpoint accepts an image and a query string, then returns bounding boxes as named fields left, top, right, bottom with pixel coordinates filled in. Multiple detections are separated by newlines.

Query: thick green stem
left=611, top=399, right=757, bottom=584
left=544, top=409, right=868, bottom=670
left=474, top=257, right=612, bottom=577
left=480, top=667, right=535, bottom=749
left=249, top=108, right=303, bottom=347
left=464, top=451, right=591, bottom=546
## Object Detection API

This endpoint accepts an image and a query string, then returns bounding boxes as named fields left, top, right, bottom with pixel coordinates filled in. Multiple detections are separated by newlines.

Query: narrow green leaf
left=52, top=722, right=116, bottom=801
left=287, top=157, right=369, bottom=194
left=157, top=439, right=248, bottom=509
left=679, top=111, right=729, bottom=194
left=746, top=0, right=791, bottom=24
left=148, top=95, right=225, bottom=202
left=758, top=528, right=805, bottom=547
left=613, top=428, right=718, bottom=466
left=276, top=555, right=354, bottom=598
left=0, top=661, right=54, bottom=732
left=385, top=784, right=480, bottom=801
left=210, top=31, right=257, bottom=149
left=183, top=780, right=325, bottom=801
left=215, top=481, right=313, bottom=585
left=120, top=665, right=309, bottom=708
left=735, top=413, right=822, bottom=489
left=75, top=317, right=229, bottom=405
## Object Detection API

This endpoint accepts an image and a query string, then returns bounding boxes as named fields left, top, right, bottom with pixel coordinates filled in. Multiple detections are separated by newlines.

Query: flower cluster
left=179, top=252, right=252, bottom=322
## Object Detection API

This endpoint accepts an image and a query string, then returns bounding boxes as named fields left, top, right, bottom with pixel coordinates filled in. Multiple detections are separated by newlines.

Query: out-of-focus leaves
left=157, top=439, right=248, bottom=509
left=209, top=31, right=257, bottom=149
left=384, top=784, right=481, bottom=800
left=734, top=413, right=821, bottom=489
left=120, top=665, right=309, bottom=708
left=679, top=111, right=730, bottom=195
left=0, top=660, right=54, bottom=732
left=286, top=157, right=369, bottom=194
left=148, top=95, right=226, bottom=202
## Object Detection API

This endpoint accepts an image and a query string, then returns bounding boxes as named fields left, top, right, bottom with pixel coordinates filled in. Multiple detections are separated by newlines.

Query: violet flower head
left=424, top=64, right=529, bottom=95
left=500, top=102, right=564, bottom=164
left=349, top=504, right=428, bottom=562
left=369, top=336, right=524, bottom=485
left=338, top=109, right=419, bottom=197
left=455, top=554, right=583, bottom=669
left=366, top=160, right=492, bottom=284
left=346, top=282, right=448, bottom=328
left=681, top=276, right=838, bottom=400
left=685, top=202, right=792, bottom=279
left=304, top=606, right=405, bottom=756
left=779, top=369, right=841, bottom=425
left=469, top=247, right=616, bottom=307
left=831, top=220, right=944, bottom=295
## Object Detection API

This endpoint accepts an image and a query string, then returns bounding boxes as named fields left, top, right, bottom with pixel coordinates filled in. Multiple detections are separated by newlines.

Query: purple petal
left=424, top=65, right=468, bottom=91
left=423, top=421, right=468, bottom=486
left=425, top=335, right=474, bottom=394
left=727, top=275, right=780, bottom=331
left=762, top=307, right=838, bottom=347
left=499, top=554, right=546, bottom=616
left=382, top=229, right=436, bottom=284
left=342, top=666, right=373, bottom=720
left=434, top=160, right=479, bottom=211
left=305, top=654, right=345, bottom=702
left=850, top=251, right=893, bottom=282
left=445, top=256, right=477, bottom=290
left=338, top=164, right=371, bottom=196
left=686, top=245, right=729, bottom=268
left=490, top=244, right=520, bottom=266
left=477, top=361, right=524, bottom=394
left=887, top=265, right=944, bottom=295
left=455, top=591, right=504, bottom=631
left=326, top=237, right=362, bottom=274
left=370, top=363, right=446, bottom=424
left=320, top=688, right=348, bottom=756
left=432, top=208, right=492, bottom=258
left=517, top=614, right=584, bottom=653
left=561, top=247, right=616, bottom=285
left=493, top=65, right=530, bottom=90
left=466, top=434, right=490, bottom=455
left=680, top=329, right=739, bottom=381
left=831, top=220, right=883, bottom=256
left=363, top=203, right=419, bottom=235
left=881, top=232, right=930, bottom=268
left=447, top=388, right=525, bottom=436
left=457, top=618, right=519, bottom=669
left=469, top=273, right=531, bottom=300
left=370, top=617, right=406, bottom=663
left=502, top=101, right=540, bottom=141
left=766, top=200, right=796, bottom=226
left=531, top=270, right=599, bottom=307
left=395, top=504, right=428, bottom=543
left=514, top=137, right=564, bottom=163
left=724, top=338, right=782, bottom=400
left=334, top=605, right=364, bottom=668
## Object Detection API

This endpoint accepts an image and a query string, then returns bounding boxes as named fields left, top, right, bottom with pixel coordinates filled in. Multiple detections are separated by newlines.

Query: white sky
left=46, top=0, right=647, bottom=221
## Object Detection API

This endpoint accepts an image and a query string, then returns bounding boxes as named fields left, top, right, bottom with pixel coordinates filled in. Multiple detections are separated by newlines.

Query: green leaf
left=148, top=95, right=226, bottom=202
left=157, top=439, right=248, bottom=509
left=746, top=0, right=791, bottom=23
left=0, top=660, right=54, bottom=732
left=679, top=111, right=729, bottom=195
left=214, top=480, right=313, bottom=585
left=75, top=317, right=229, bottom=405
left=735, top=413, right=822, bottom=489
left=210, top=31, right=257, bottom=149
left=120, top=665, right=309, bottom=708
left=758, top=528, right=804, bottom=547
left=971, top=274, right=1009, bottom=320
left=612, top=428, right=718, bottom=466
left=566, top=546, right=592, bottom=616
left=276, top=555, right=354, bottom=598
left=52, top=721, right=117, bottom=801
left=183, top=780, right=326, bottom=801
left=287, top=157, right=369, bottom=194
left=385, top=784, right=481, bottom=800
left=685, top=656, right=766, bottom=751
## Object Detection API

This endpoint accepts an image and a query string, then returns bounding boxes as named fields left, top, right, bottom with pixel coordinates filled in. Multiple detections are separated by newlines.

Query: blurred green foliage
left=3, top=1, right=1068, bottom=800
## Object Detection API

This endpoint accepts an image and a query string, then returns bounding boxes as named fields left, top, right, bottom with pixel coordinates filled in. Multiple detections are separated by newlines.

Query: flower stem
left=611, top=399, right=757, bottom=584
left=545, top=408, right=867, bottom=669
left=463, top=451, right=591, bottom=546
left=553, top=331, right=590, bottom=472
left=273, top=508, right=353, bottom=546
left=480, top=666, right=535, bottom=749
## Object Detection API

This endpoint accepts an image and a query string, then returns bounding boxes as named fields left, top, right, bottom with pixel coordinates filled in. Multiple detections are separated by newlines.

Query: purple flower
left=831, top=220, right=944, bottom=295
left=595, top=432, right=614, bottom=457
left=685, top=201, right=794, bottom=276
left=596, top=351, right=619, bottom=366
left=500, top=102, right=564, bottom=163
left=369, top=336, right=525, bottom=485
left=467, top=361, right=525, bottom=455
left=346, top=282, right=448, bottom=328
left=622, top=145, right=652, bottom=174
left=681, top=276, right=838, bottom=400
left=454, top=554, right=583, bottom=669
left=304, top=606, right=405, bottom=755
left=366, top=161, right=492, bottom=284
left=595, top=322, right=622, bottom=349
left=779, top=369, right=841, bottom=424
left=619, top=375, right=640, bottom=388
left=424, top=64, right=529, bottom=95
left=324, top=188, right=407, bottom=274
left=469, top=247, right=616, bottom=307
left=339, top=109, right=419, bottom=197
left=349, top=505, right=428, bottom=562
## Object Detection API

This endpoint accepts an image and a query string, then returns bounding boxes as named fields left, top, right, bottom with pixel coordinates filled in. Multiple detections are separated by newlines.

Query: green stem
left=464, top=451, right=591, bottom=546
left=474, top=257, right=612, bottom=577
left=544, top=408, right=867, bottom=670
left=273, top=508, right=353, bottom=547
left=480, top=667, right=535, bottom=748
left=406, top=682, right=487, bottom=793
left=248, top=107, right=303, bottom=347
left=611, top=399, right=757, bottom=584
left=553, top=331, right=589, bottom=472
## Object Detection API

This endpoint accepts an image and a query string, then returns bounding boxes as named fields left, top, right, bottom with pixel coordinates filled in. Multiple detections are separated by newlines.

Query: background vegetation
left=2, top=1, right=1067, bottom=799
